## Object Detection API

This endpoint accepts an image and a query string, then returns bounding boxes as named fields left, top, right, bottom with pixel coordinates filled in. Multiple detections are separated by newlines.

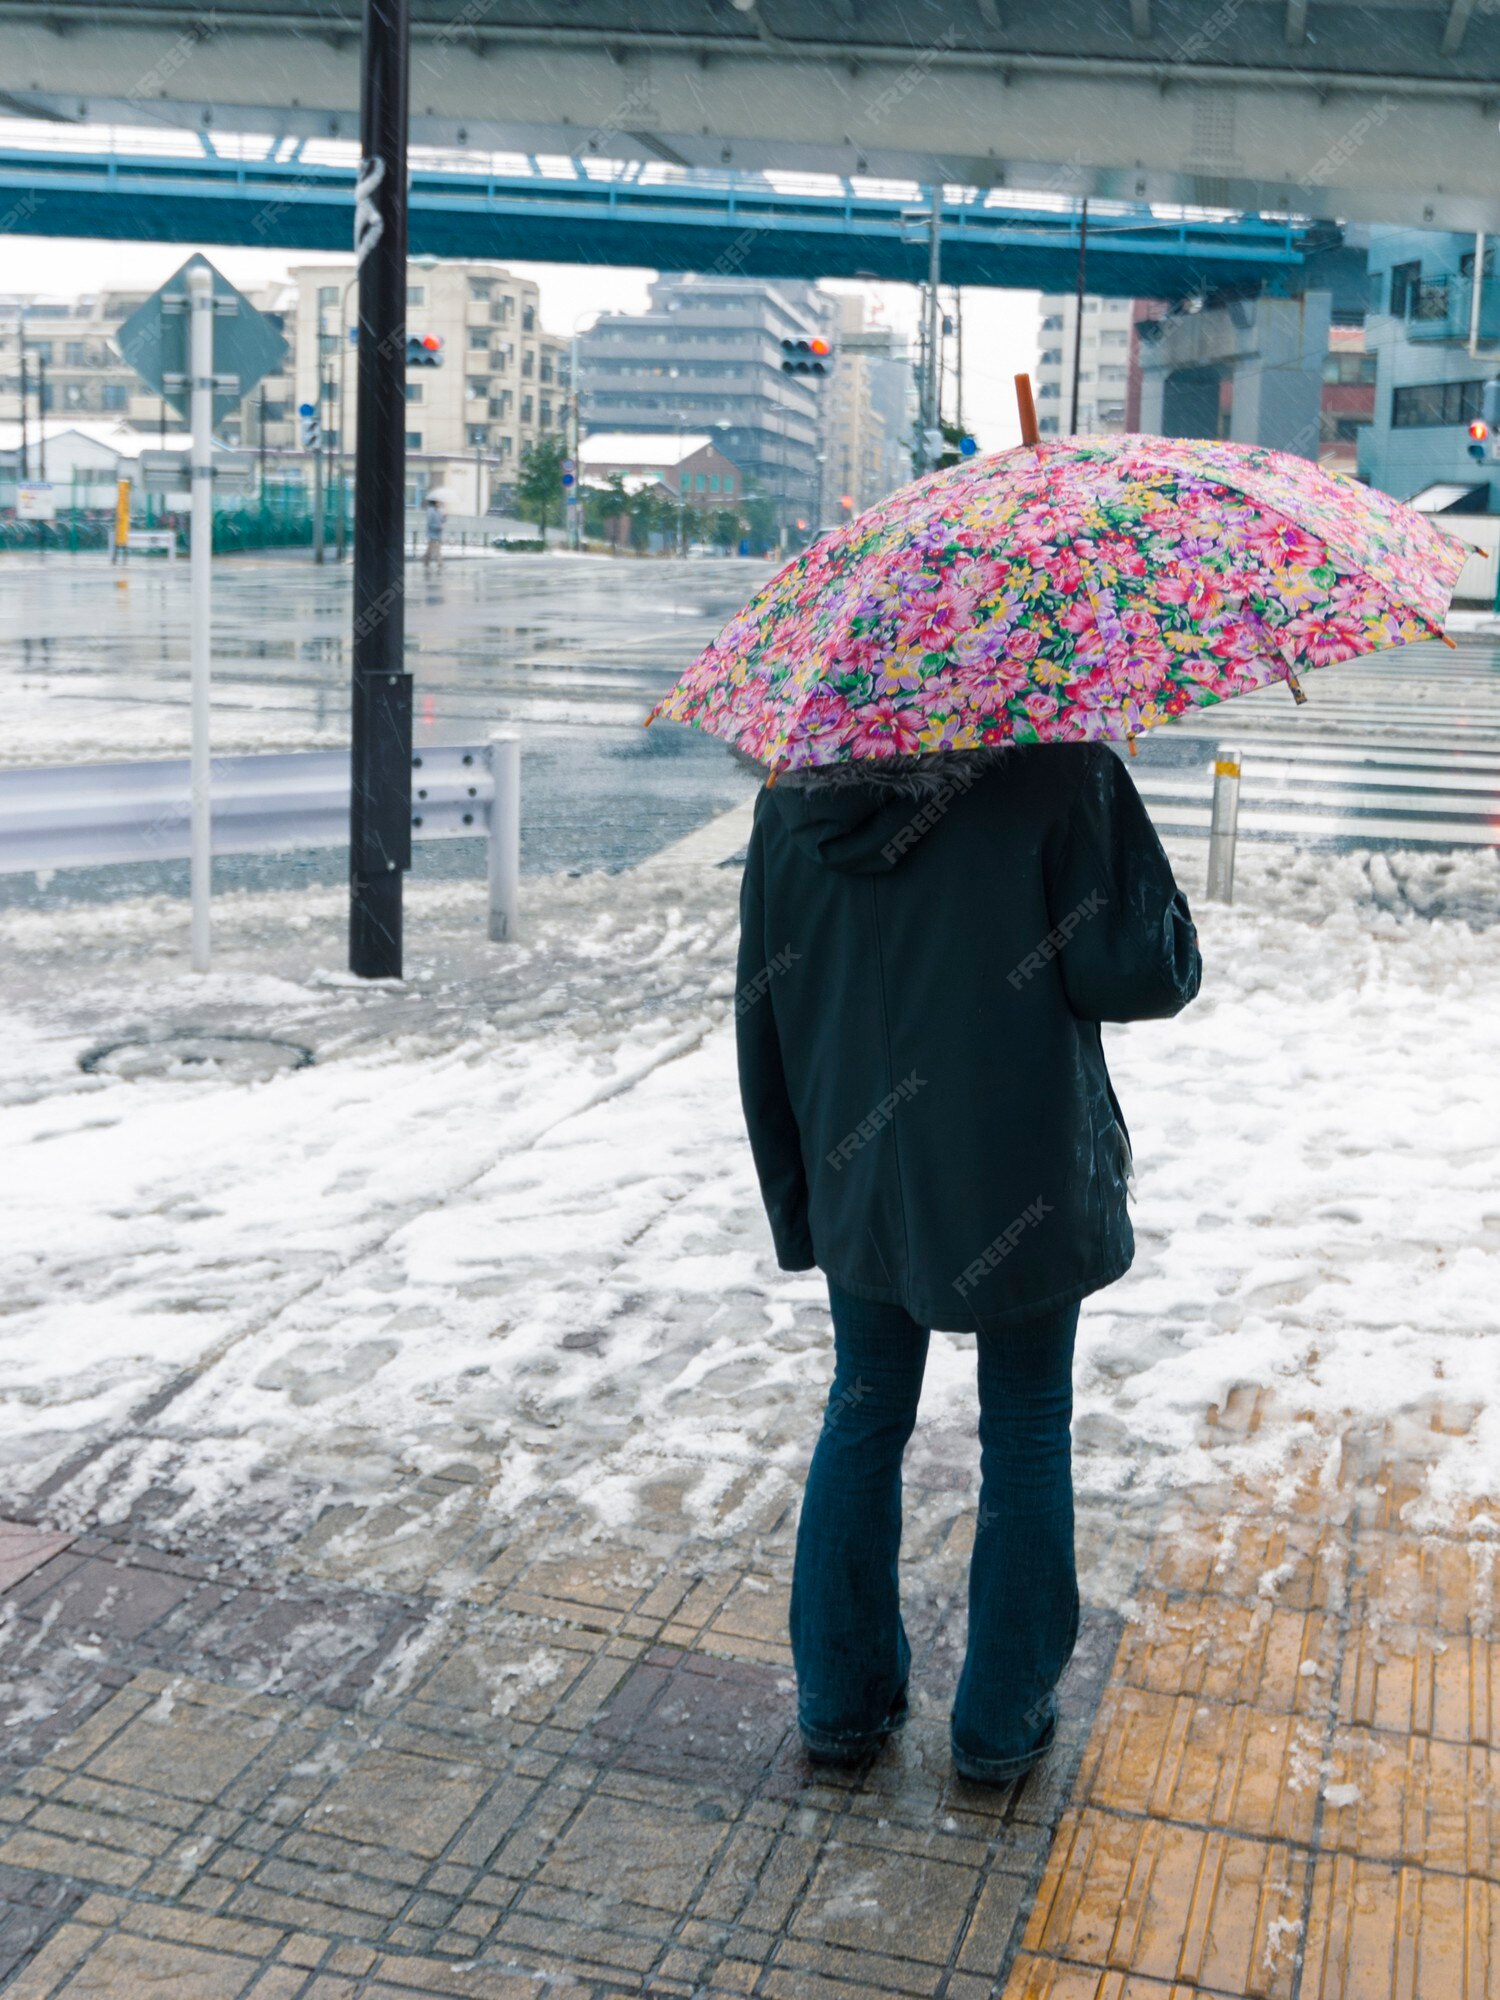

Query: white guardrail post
left=1205, top=744, right=1242, bottom=903
left=487, top=731, right=521, bottom=942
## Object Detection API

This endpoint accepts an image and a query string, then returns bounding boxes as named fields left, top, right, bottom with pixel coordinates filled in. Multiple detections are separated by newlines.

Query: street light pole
left=348, top=0, right=412, bottom=980
left=924, top=182, right=942, bottom=462
left=337, top=269, right=358, bottom=561
left=1069, top=197, right=1089, bottom=435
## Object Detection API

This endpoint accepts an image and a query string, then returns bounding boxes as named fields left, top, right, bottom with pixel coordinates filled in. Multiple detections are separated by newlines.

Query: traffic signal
left=1468, top=380, right=1500, bottom=460
left=298, top=401, right=320, bottom=451
left=406, top=333, right=444, bottom=368
left=780, top=337, right=832, bottom=376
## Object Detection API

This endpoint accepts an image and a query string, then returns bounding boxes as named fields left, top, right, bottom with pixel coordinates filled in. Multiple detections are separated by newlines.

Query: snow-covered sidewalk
left=4, top=828, right=1500, bottom=1996
left=5, top=830, right=1500, bottom=1562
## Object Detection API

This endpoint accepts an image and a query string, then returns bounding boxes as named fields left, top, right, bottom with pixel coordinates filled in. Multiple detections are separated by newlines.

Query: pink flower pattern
left=648, top=436, right=1469, bottom=770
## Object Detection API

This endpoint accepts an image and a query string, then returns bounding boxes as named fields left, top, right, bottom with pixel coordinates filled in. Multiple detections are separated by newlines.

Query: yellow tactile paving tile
left=1339, top=1621, right=1500, bottom=1745
left=1113, top=1590, right=1336, bottom=1716
left=1145, top=1513, right=1348, bottom=1612
left=1004, top=1958, right=1195, bottom=1998
left=1299, top=1854, right=1498, bottom=2000
left=1076, top=1688, right=1322, bottom=1847
left=1348, top=1529, right=1500, bottom=1636
left=1318, top=1731, right=1500, bottom=1879
left=1016, top=1807, right=1306, bottom=1998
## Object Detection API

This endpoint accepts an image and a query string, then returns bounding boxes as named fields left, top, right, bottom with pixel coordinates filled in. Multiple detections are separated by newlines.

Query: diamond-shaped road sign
left=113, top=254, right=287, bottom=425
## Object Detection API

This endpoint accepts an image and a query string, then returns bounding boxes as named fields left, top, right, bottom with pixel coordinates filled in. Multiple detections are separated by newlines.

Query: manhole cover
left=80, top=1032, right=314, bottom=1082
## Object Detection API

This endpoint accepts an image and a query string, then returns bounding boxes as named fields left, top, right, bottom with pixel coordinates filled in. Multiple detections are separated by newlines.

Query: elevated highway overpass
left=0, top=1, right=1496, bottom=232
left=0, top=136, right=1341, bottom=297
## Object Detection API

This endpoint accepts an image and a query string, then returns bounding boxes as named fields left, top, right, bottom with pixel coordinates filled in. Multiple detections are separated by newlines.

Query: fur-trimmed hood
left=753, top=749, right=1016, bottom=876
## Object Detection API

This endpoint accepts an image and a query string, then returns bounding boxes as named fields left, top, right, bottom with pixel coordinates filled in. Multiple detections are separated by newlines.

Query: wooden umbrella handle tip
left=1014, top=372, right=1039, bottom=448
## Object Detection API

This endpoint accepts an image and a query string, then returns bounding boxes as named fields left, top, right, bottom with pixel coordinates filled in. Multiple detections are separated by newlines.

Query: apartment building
left=1034, top=293, right=1135, bottom=435
left=277, top=261, right=569, bottom=509
left=577, top=276, right=832, bottom=532
left=3, top=260, right=569, bottom=514
left=820, top=293, right=894, bottom=523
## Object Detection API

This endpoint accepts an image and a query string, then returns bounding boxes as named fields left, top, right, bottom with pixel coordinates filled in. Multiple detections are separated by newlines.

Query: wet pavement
left=4, top=551, right=1500, bottom=914
left=0, top=550, right=768, bottom=900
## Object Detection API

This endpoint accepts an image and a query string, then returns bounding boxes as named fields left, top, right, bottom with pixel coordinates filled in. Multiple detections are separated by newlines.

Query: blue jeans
left=790, top=1282, right=1080, bottom=1781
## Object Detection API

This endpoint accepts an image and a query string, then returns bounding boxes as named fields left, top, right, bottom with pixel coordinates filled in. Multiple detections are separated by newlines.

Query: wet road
left=4, top=549, right=1500, bottom=909
left=0, top=549, right=770, bottom=900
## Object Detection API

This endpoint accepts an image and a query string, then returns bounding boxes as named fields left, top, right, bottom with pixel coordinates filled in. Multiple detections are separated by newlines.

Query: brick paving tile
left=0, top=1524, right=74, bottom=1597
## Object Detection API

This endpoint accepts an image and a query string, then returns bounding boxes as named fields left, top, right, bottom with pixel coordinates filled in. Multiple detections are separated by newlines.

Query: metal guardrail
left=0, top=732, right=521, bottom=941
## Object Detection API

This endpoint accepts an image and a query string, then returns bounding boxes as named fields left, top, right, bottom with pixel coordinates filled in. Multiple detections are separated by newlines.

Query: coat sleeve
left=735, top=804, right=816, bottom=1271
left=1042, top=746, right=1203, bottom=1024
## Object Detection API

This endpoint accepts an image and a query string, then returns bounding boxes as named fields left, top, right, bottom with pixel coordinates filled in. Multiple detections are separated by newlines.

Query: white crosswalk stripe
left=1132, top=639, right=1500, bottom=848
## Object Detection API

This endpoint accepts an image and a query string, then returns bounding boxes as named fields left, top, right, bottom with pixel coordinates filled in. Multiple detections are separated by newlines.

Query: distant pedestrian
left=736, top=745, right=1201, bottom=1782
left=423, top=494, right=445, bottom=567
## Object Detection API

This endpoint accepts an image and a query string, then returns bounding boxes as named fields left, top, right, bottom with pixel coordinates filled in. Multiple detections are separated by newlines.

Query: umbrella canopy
left=647, top=436, right=1469, bottom=772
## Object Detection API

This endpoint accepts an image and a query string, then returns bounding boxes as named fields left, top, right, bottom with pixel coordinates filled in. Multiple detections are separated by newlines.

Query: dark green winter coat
left=734, top=743, right=1201, bottom=1332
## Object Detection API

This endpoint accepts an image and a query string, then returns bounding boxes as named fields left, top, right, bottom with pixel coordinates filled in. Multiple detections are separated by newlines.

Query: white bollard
left=1206, top=745, right=1242, bottom=903
left=487, top=731, right=520, bottom=941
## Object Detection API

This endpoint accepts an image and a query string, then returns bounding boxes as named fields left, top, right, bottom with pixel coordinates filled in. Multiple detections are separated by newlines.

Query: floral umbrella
left=645, top=435, right=1469, bottom=773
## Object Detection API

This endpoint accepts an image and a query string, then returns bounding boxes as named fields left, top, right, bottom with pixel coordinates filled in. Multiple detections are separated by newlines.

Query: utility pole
left=35, top=351, right=46, bottom=478
left=312, top=307, right=326, bottom=566
left=954, top=289, right=964, bottom=436
left=349, top=0, right=412, bottom=980
left=17, top=313, right=28, bottom=481
left=924, top=183, right=942, bottom=464
left=258, top=382, right=268, bottom=503
left=1069, top=197, right=1089, bottom=434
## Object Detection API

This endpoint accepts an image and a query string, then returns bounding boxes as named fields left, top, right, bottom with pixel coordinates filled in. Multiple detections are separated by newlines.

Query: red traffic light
left=422, top=334, right=442, bottom=353
left=839, top=494, right=854, bottom=509
left=809, top=337, right=831, bottom=357
left=1470, top=419, right=1489, bottom=441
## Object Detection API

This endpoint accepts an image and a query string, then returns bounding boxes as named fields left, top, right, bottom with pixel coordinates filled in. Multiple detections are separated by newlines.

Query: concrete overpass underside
left=0, top=1, right=1497, bottom=232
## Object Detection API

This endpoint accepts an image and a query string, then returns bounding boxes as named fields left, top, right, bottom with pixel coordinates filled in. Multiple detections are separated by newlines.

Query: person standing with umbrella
left=649, top=412, right=1466, bottom=1782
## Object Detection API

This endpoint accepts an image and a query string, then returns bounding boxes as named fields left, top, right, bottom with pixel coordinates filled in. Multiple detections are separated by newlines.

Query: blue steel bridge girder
left=0, top=143, right=1320, bottom=301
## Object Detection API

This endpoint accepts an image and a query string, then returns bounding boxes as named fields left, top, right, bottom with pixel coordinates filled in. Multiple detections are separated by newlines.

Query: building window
left=317, top=285, right=339, bottom=309
left=469, top=329, right=490, bottom=350
left=695, top=472, right=706, bottom=490
left=467, top=377, right=490, bottom=400
left=405, top=382, right=423, bottom=404
left=540, top=399, right=552, bottom=425
left=407, top=285, right=425, bottom=307
left=521, top=304, right=535, bottom=333
left=521, top=351, right=535, bottom=378
left=64, top=341, right=87, bottom=366
left=406, top=431, right=422, bottom=450
left=1389, top=262, right=1422, bottom=316
left=1322, top=353, right=1378, bottom=385
left=467, top=424, right=488, bottom=447
left=102, top=383, right=128, bottom=411
left=469, top=280, right=493, bottom=302
left=1390, top=379, right=1484, bottom=428
left=497, top=434, right=513, bottom=458
left=521, top=395, right=534, bottom=423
